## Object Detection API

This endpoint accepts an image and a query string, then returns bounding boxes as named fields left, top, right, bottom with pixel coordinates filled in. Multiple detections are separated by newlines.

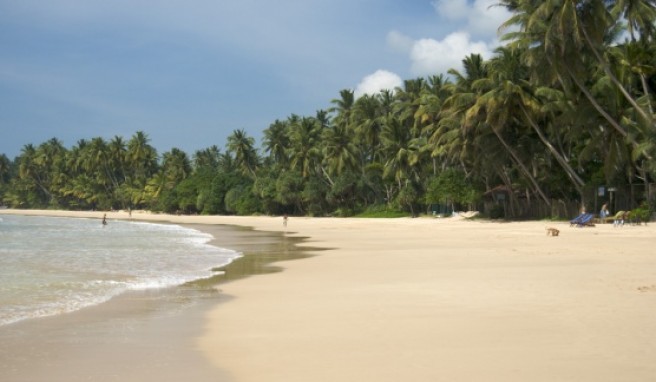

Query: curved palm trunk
left=321, top=166, right=335, bottom=187
left=520, top=106, right=585, bottom=190
left=640, top=74, right=655, bottom=116
left=580, top=26, right=654, bottom=127
left=564, top=66, right=653, bottom=160
left=491, top=128, right=551, bottom=207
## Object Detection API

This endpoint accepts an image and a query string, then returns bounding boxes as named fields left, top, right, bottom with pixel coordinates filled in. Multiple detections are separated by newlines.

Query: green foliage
left=3, top=3, right=656, bottom=218
left=225, top=185, right=260, bottom=215
left=631, top=202, right=652, bottom=222
left=424, top=169, right=480, bottom=210
left=275, top=170, right=304, bottom=213
left=355, top=204, right=409, bottom=218
left=302, top=177, right=329, bottom=216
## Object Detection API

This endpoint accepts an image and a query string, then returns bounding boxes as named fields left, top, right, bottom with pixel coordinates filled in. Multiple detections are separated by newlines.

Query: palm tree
left=193, top=145, right=221, bottom=171
left=322, top=123, right=358, bottom=182
left=486, top=46, right=586, bottom=192
left=500, top=0, right=653, bottom=151
left=329, top=89, right=355, bottom=131
left=288, top=117, right=322, bottom=179
left=126, top=131, right=158, bottom=185
left=262, top=119, right=291, bottom=167
left=611, top=0, right=656, bottom=43
left=161, top=148, right=192, bottom=188
left=353, top=94, right=384, bottom=164
left=226, top=129, right=259, bottom=178
left=108, top=136, right=127, bottom=185
left=0, top=153, right=10, bottom=185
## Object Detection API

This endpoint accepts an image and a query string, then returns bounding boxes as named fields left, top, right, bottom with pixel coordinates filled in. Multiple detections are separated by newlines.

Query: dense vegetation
left=1, top=1, right=655, bottom=219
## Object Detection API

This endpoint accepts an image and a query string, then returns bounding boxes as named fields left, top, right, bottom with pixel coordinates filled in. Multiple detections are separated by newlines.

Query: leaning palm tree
left=499, top=0, right=653, bottom=153
left=486, top=46, right=586, bottom=193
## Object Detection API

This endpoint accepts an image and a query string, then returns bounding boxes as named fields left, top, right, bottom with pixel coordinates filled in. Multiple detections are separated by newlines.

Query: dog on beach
left=545, top=227, right=560, bottom=236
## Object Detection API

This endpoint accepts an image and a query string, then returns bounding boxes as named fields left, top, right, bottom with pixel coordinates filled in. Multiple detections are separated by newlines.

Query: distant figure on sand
left=600, top=203, right=609, bottom=219
left=283, top=214, right=288, bottom=227
left=102, top=214, right=107, bottom=226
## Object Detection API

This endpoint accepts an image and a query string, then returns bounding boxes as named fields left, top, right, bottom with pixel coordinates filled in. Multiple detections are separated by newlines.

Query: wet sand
left=2, top=209, right=656, bottom=381
left=0, top=215, right=306, bottom=382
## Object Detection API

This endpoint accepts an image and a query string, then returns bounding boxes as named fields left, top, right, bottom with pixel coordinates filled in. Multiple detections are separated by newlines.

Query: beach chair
left=570, top=213, right=595, bottom=227
left=579, top=213, right=595, bottom=227
left=570, top=213, right=588, bottom=226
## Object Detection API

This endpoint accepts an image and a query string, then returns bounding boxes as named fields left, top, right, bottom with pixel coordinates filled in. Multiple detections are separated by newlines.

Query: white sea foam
left=0, top=215, right=240, bottom=326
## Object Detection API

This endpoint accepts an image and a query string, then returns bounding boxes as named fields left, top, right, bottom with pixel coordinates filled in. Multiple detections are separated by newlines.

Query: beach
left=2, top=209, right=656, bottom=381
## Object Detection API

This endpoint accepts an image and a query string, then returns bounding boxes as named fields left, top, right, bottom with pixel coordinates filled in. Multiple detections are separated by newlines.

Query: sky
left=0, top=0, right=511, bottom=159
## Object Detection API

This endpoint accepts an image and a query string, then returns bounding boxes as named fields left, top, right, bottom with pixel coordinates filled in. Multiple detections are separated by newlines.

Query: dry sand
left=3, top=209, right=656, bottom=381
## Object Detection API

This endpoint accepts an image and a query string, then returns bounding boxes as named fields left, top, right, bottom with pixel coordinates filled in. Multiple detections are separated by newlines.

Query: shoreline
left=0, top=210, right=307, bottom=382
left=3, top=209, right=656, bottom=381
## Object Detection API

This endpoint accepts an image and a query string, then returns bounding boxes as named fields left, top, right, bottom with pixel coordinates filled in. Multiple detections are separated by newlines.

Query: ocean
left=0, top=214, right=240, bottom=327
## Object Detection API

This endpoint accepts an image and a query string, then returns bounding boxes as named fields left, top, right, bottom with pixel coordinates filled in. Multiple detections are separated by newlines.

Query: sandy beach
left=2, top=209, right=656, bottom=381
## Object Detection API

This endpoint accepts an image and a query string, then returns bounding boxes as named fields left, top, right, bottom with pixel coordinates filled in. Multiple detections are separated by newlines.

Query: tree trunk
left=581, top=26, right=654, bottom=127
left=564, top=66, right=652, bottom=160
left=521, top=106, right=585, bottom=190
left=492, top=128, right=551, bottom=207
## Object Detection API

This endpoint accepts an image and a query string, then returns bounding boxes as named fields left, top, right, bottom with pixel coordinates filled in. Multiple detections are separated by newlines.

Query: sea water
left=0, top=214, right=240, bottom=326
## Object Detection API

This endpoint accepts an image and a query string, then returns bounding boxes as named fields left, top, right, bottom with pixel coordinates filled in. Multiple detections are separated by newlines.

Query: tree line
left=1, top=1, right=655, bottom=219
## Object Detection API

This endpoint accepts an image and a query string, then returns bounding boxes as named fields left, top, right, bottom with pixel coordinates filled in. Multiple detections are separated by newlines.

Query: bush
left=631, top=202, right=651, bottom=223
left=355, top=204, right=409, bottom=218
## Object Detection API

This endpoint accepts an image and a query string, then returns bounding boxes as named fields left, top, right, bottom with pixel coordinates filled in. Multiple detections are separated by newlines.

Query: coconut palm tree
left=161, top=148, right=192, bottom=188
left=193, top=145, right=221, bottom=172
left=486, top=46, right=586, bottom=192
left=352, top=94, right=384, bottom=164
left=262, top=119, right=291, bottom=167
left=322, top=122, right=358, bottom=182
left=500, top=0, right=653, bottom=148
left=329, top=89, right=355, bottom=131
left=288, top=117, right=322, bottom=179
left=226, top=129, right=259, bottom=178
left=126, top=131, right=158, bottom=185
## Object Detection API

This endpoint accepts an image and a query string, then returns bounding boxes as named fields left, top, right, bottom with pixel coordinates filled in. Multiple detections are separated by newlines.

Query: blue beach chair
left=570, top=213, right=595, bottom=227
left=570, top=213, right=586, bottom=226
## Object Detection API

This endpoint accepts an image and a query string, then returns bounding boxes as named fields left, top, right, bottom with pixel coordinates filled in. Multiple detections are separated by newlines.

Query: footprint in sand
left=637, top=285, right=656, bottom=293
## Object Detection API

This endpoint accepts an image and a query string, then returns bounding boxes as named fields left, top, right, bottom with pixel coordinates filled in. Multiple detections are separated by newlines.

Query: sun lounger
left=570, top=213, right=585, bottom=226
left=570, top=213, right=595, bottom=227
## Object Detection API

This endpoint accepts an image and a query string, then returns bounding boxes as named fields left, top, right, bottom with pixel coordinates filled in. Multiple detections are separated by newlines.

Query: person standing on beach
left=102, top=213, right=107, bottom=227
left=283, top=214, right=288, bottom=227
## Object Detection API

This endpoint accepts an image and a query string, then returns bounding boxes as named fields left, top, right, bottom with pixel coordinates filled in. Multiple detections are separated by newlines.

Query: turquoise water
left=0, top=215, right=240, bottom=326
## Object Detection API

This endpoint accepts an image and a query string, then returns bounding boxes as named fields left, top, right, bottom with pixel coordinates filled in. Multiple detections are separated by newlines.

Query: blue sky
left=0, top=0, right=510, bottom=159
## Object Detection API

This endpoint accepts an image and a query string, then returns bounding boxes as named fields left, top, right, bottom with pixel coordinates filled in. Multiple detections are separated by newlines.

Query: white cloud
left=468, top=0, right=512, bottom=39
left=387, top=0, right=510, bottom=77
left=432, top=0, right=469, bottom=21
left=354, top=70, right=403, bottom=98
left=433, top=0, right=511, bottom=40
left=386, top=30, right=414, bottom=53
left=408, top=32, right=492, bottom=77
